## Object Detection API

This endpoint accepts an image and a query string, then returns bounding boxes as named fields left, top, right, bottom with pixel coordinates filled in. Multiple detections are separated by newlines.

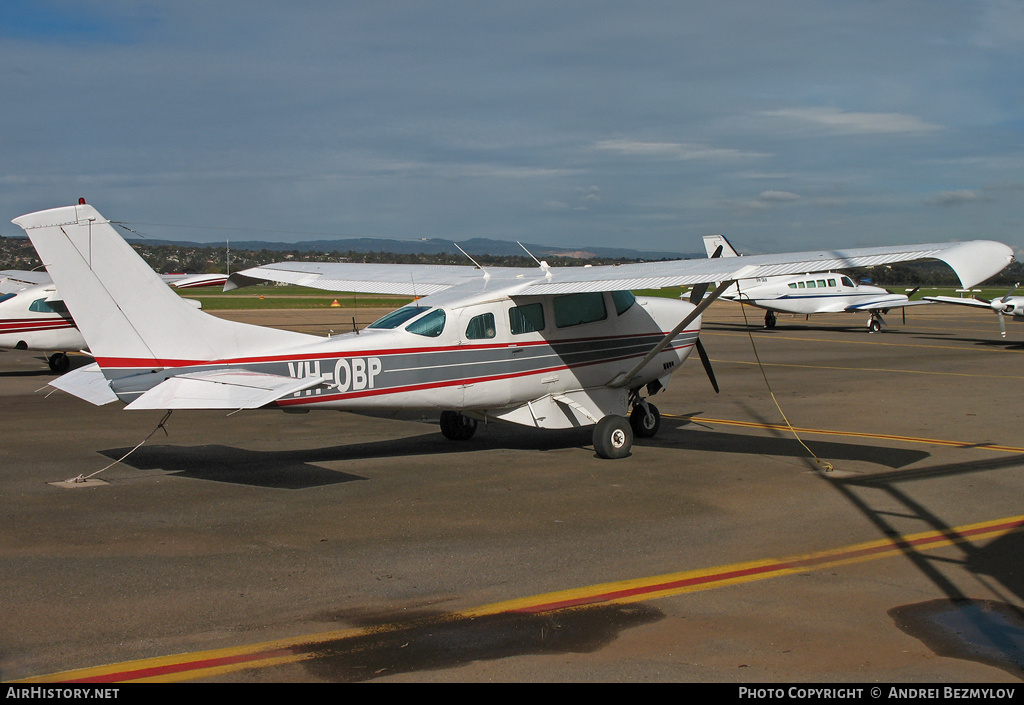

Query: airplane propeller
left=689, top=244, right=723, bottom=393
left=976, top=283, right=1018, bottom=338
left=902, top=287, right=920, bottom=324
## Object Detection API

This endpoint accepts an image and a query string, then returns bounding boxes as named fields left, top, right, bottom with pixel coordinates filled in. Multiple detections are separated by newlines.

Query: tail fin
left=12, top=202, right=314, bottom=368
left=702, top=234, right=740, bottom=258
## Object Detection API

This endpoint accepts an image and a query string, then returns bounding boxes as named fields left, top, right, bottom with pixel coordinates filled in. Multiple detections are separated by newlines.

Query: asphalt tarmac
left=2, top=303, right=1022, bottom=683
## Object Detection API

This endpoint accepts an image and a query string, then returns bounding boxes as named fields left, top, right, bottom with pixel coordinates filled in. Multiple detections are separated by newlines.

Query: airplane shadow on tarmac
left=99, top=420, right=930, bottom=490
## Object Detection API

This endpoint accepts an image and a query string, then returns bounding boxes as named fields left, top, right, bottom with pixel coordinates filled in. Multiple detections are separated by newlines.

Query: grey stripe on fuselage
left=106, top=330, right=697, bottom=404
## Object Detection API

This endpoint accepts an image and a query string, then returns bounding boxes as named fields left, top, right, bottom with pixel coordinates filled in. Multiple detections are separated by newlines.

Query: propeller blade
left=695, top=338, right=720, bottom=393
left=998, top=311, right=1007, bottom=338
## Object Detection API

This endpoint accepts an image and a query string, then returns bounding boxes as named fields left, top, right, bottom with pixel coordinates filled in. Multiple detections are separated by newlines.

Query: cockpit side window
left=841, top=276, right=855, bottom=287
left=465, top=312, right=496, bottom=340
left=0, top=293, right=15, bottom=304
left=406, top=308, right=446, bottom=337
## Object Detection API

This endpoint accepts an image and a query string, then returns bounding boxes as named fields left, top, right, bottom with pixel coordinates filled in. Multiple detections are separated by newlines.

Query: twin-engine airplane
left=923, top=285, right=1022, bottom=337
left=701, top=234, right=933, bottom=331
left=0, top=268, right=226, bottom=373
left=13, top=201, right=1014, bottom=458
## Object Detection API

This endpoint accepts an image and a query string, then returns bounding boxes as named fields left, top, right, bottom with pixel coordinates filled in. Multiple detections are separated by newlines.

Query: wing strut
left=609, top=279, right=735, bottom=388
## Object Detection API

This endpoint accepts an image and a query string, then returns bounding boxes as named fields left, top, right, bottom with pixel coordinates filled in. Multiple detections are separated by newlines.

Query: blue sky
left=1, top=1, right=1022, bottom=258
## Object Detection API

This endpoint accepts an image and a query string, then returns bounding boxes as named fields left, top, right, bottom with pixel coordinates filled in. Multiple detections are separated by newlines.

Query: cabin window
left=0, top=293, right=15, bottom=304
left=816, top=280, right=826, bottom=287
left=509, top=303, right=545, bottom=335
left=465, top=312, right=496, bottom=340
left=841, top=276, right=855, bottom=287
left=554, top=292, right=607, bottom=328
left=406, top=308, right=446, bottom=337
left=788, top=283, right=798, bottom=289
left=828, top=279, right=836, bottom=287
left=797, top=282, right=805, bottom=289
left=805, top=281, right=816, bottom=288
left=611, top=290, right=636, bottom=315
left=367, top=305, right=431, bottom=330
left=29, top=298, right=69, bottom=314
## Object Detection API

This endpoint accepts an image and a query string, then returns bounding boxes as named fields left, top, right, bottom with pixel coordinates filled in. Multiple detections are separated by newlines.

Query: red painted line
left=63, top=648, right=297, bottom=684
left=22, top=515, right=1024, bottom=683
left=510, top=517, right=1024, bottom=614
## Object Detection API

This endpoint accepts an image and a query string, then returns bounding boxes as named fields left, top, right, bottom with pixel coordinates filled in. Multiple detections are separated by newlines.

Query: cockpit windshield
left=367, top=305, right=432, bottom=330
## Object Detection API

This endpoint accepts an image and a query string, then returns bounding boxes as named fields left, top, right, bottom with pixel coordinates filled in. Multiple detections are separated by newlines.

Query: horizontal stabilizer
left=48, top=363, right=118, bottom=406
left=124, top=370, right=326, bottom=410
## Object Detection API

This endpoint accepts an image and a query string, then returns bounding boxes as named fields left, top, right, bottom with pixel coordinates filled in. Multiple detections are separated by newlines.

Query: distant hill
left=123, top=236, right=695, bottom=261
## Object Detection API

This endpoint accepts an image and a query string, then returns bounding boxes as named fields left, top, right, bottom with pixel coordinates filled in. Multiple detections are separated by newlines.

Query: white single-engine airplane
left=923, top=285, right=1022, bottom=337
left=701, top=234, right=934, bottom=332
left=0, top=268, right=225, bottom=372
left=13, top=201, right=1014, bottom=458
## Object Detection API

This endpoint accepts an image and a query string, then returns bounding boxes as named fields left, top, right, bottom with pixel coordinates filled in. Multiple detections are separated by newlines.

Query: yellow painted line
left=708, top=357, right=1024, bottom=380
left=668, top=414, right=1024, bottom=454
left=15, top=515, right=1024, bottom=684
left=703, top=329, right=1023, bottom=354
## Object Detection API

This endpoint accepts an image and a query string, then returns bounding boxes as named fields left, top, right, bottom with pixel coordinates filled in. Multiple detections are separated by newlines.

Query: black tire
left=764, top=311, right=777, bottom=329
left=48, top=352, right=70, bottom=374
left=593, top=415, right=633, bottom=459
left=629, top=403, right=661, bottom=438
left=868, top=319, right=881, bottom=333
left=439, top=411, right=478, bottom=441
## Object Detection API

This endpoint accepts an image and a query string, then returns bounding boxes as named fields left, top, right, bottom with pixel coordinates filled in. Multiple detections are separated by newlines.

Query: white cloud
left=762, top=107, right=942, bottom=135
left=924, top=189, right=987, bottom=206
left=592, top=139, right=769, bottom=161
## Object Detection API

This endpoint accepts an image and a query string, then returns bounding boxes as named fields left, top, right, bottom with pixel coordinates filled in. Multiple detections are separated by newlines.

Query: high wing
left=226, top=241, right=1014, bottom=297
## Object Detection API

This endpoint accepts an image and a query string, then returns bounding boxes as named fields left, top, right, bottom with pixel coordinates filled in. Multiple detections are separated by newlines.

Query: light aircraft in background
left=0, top=268, right=225, bottom=373
left=700, top=234, right=933, bottom=332
left=14, top=201, right=1014, bottom=458
left=924, top=285, right=1022, bottom=337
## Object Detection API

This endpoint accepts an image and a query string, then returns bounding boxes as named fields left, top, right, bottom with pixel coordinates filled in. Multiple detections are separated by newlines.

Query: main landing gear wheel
left=629, top=402, right=661, bottom=438
left=868, top=318, right=881, bottom=333
left=47, top=352, right=70, bottom=374
left=439, top=411, right=478, bottom=441
left=593, top=415, right=633, bottom=459
left=764, top=311, right=777, bottom=329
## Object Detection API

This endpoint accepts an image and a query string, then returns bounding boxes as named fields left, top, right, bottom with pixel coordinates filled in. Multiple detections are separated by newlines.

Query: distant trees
left=2, top=234, right=1019, bottom=285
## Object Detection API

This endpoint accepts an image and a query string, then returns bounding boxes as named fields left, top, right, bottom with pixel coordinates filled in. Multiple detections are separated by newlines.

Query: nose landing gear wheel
left=593, top=415, right=633, bottom=459
left=629, top=402, right=661, bottom=438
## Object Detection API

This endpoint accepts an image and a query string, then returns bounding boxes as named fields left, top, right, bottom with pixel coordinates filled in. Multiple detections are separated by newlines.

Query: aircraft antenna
left=517, top=241, right=550, bottom=272
left=455, top=243, right=491, bottom=281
